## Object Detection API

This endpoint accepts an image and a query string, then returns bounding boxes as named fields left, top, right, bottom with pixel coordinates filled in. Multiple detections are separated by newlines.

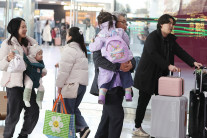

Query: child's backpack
left=102, top=29, right=129, bottom=63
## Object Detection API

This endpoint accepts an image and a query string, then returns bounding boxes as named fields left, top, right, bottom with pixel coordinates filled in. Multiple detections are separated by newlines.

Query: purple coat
left=89, top=21, right=133, bottom=88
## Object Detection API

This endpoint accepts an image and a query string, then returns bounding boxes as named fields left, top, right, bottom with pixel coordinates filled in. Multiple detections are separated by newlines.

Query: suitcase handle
left=54, top=66, right=58, bottom=100
left=194, top=66, right=207, bottom=93
left=169, top=68, right=181, bottom=77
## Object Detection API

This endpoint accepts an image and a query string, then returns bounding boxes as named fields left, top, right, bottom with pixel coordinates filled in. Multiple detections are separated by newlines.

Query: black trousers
left=95, top=88, right=124, bottom=138
left=3, top=87, right=39, bottom=138
left=134, top=90, right=152, bottom=128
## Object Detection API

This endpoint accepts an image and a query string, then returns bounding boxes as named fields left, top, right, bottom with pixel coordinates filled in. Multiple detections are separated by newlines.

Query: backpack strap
left=111, top=30, right=117, bottom=36
left=23, top=53, right=45, bottom=69
left=23, top=53, right=31, bottom=65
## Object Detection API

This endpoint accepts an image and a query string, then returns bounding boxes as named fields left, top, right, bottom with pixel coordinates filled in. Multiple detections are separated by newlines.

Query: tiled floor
left=0, top=45, right=198, bottom=138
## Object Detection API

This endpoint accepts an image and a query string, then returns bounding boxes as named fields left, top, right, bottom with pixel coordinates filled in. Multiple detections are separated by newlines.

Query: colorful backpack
left=102, top=29, right=129, bottom=63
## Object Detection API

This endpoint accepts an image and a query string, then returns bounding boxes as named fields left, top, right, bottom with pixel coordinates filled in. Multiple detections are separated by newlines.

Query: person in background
left=137, top=22, right=150, bottom=45
left=51, top=27, right=56, bottom=46
left=56, top=27, right=90, bottom=138
left=84, top=18, right=96, bottom=44
left=60, top=26, right=67, bottom=46
left=55, top=20, right=61, bottom=30
left=133, top=14, right=202, bottom=137
left=90, top=11, right=136, bottom=138
left=34, top=18, right=42, bottom=45
left=42, top=20, right=52, bottom=46
left=0, top=17, right=39, bottom=138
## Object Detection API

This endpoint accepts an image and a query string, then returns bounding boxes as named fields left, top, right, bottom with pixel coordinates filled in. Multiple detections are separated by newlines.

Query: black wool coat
left=134, top=29, right=196, bottom=95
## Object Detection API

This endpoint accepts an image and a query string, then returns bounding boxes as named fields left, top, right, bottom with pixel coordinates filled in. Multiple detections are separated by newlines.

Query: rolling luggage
left=54, top=67, right=61, bottom=113
left=188, top=67, right=207, bottom=138
left=159, top=70, right=184, bottom=97
left=151, top=95, right=188, bottom=138
left=0, top=87, right=7, bottom=120
left=55, top=37, right=61, bottom=46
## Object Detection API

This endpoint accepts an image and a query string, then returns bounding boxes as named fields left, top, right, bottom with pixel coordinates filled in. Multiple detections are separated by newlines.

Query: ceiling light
left=48, top=1, right=56, bottom=4
left=61, top=2, right=66, bottom=5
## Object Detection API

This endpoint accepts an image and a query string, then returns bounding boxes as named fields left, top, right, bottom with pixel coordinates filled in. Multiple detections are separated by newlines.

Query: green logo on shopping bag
left=43, top=110, right=70, bottom=138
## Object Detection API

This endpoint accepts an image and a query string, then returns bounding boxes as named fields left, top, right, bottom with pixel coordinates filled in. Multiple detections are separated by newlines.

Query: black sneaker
left=80, top=127, right=90, bottom=138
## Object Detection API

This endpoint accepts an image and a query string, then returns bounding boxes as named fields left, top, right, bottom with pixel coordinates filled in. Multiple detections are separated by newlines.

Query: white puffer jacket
left=56, top=42, right=88, bottom=89
left=0, top=36, right=37, bottom=88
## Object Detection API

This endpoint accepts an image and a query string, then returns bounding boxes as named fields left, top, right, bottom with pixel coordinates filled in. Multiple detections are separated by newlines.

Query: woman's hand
left=7, top=52, right=15, bottom=62
left=58, top=87, right=62, bottom=94
left=120, top=61, right=132, bottom=72
left=194, top=62, right=202, bottom=69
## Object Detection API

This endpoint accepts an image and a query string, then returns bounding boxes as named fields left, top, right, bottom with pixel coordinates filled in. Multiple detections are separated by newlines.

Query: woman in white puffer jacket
left=0, top=17, right=39, bottom=138
left=56, top=27, right=90, bottom=138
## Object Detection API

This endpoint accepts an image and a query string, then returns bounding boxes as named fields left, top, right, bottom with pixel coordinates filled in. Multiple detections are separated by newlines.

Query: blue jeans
left=63, top=84, right=88, bottom=131
left=35, top=32, right=42, bottom=45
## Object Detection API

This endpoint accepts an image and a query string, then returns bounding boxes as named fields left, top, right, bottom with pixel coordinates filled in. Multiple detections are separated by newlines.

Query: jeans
left=35, top=32, right=42, bottom=45
left=63, top=84, right=88, bottom=131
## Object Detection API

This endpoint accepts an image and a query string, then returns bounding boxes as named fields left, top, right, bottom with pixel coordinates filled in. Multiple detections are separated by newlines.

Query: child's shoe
left=125, top=93, right=132, bottom=101
left=36, top=101, right=42, bottom=109
left=23, top=88, right=32, bottom=107
left=98, top=95, right=105, bottom=104
left=24, top=101, right=31, bottom=107
left=36, top=91, right=44, bottom=109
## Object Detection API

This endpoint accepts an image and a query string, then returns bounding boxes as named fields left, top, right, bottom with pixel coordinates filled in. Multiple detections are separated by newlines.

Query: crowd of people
left=34, top=18, right=67, bottom=46
left=0, top=10, right=203, bottom=138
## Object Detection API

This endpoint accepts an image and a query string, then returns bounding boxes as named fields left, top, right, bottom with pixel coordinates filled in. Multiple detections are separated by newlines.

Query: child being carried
left=23, top=44, right=47, bottom=109
left=89, top=11, right=133, bottom=104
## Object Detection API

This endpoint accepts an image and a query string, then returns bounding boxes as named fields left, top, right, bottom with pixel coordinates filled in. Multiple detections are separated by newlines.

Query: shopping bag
left=0, top=87, right=7, bottom=120
left=7, top=54, right=26, bottom=73
left=62, top=83, right=79, bottom=99
left=43, top=94, right=76, bottom=138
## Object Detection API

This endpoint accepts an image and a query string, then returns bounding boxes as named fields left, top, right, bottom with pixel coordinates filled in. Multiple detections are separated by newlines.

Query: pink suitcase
left=158, top=71, right=184, bottom=97
left=55, top=37, right=61, bottom=46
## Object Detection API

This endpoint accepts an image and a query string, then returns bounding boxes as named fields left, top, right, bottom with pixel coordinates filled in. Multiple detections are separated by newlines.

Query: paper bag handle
left=52, top=93, right=67, bottom=114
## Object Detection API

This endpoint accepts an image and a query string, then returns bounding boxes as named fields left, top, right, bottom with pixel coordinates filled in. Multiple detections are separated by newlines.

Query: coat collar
left=99, top=21, right=116, bottom=30
left=10, top=36, right=37, bottom=47
left=67, top=42, right=80, bottom=49
left=156, top=28, right=177, bottom=41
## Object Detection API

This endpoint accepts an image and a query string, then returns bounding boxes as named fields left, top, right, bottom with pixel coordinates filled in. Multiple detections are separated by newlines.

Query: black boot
left=17, top=134, right=28, bottom=138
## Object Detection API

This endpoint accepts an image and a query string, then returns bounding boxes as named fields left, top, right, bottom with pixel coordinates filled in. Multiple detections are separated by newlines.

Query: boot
left=23, top=88, right=32, bottom=107
left=36, top=91, right=44, bottom=109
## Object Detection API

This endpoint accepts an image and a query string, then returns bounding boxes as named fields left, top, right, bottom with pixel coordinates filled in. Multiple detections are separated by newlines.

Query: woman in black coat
left=132, top=14, right=202, bottom=137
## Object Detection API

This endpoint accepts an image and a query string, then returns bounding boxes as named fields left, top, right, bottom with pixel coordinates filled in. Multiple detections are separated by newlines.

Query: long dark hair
left=7, top=17, right=28, bottom=47
left=97, top=11, right=117, bottom=30
left=157, top=14, right=176, bottom=29
left=45, top=20, right=49, bottom=26
left=67, top=27, right=87, bottom=57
